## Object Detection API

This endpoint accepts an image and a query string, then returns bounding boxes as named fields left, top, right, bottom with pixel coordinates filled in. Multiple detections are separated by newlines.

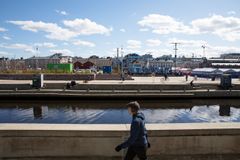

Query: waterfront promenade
left=0, top=76, right=239, bottom=85
left=0, top=76, right=239, bottom=99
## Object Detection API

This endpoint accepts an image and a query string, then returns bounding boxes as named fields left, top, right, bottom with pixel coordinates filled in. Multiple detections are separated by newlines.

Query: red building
left=73, top=61, right=95, bottom=70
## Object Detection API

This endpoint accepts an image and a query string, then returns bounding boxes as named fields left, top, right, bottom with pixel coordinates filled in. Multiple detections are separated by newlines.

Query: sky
left=0, top=0, right=240, bottom=59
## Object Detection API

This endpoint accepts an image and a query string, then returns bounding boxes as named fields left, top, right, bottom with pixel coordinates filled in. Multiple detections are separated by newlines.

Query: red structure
left=73, top=61, right=83, bottom=70
left=73, top=61, right=95, bottom=70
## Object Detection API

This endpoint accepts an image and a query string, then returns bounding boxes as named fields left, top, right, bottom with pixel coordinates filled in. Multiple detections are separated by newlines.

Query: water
left=0, top=99, right=240, bottom=124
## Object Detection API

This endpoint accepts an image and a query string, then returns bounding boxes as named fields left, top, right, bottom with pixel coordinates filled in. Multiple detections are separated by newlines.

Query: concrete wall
left=0, top=123, right=240, bottom=160
left=0, top=74, right=133, bottom=80
left=0, top=84, right=32, bottom=90
left=1, top=82, right=239, bottom=91
left=42, top=83, right=193, bottom=90
left=0, top=74, right=94, bottom=80
left=70, top=84, right=192, bottom=90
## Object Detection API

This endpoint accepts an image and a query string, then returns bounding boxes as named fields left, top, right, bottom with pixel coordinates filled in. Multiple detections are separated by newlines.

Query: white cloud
left=63, top=18, right=112, bottom=36
left=164, top=38, right=209, bottom=57
left=50, top=49, right=73, bottom=56
left=138, top=14, right=240, bottom=41
left=34, top=42, right=56, bottom=48
left=8, top=19, right=111, bottom=41
left=55, top=10, right=68, bottom=16
left=208, top=45, right=240, bottom=56
left=146, top=39, right=162, bottom=47
left=123, top=37, right=240, bottom=58
left=2, top=36, right=11, bottom=40
left=139, top=28, right=149, bottom=32
left=0, top=51, right=11, bottom=56
left=191, top=14, right=240, bottom=41
left=120, top=28, right=126, bottom=32
left=227, top=11, right=236, bottom=15
left=123, top=47, right=173, bottom=58
left=8, top=20, right=76, bottom=41
left=0, top=27, right=7, bottom=32
left=0, top=43, right=35, bottom=53
left=138, top=14, right=194, bottom=35
left=165, top=38, right=240, bottom=58
left=167, top=38, right=207, bottom=47
left=143, top=48, right=172, bottom=58
left=127, top=40, right=142, bottom=49
left=72, top=40, right=95, bottom=47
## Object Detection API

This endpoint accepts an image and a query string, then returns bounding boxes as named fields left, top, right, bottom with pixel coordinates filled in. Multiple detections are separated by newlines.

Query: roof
left=73, top=58, right=112, bottom=66
left=212, top=63, right=240, bottom=66
left=208, top=59, right=240, bottom=62
left=233, top=69, right=240, bottom=72
left=192, top=68, right=217, bottom=72
left=27, top=53, right=64, bottom=60
left=219, top=68, right=232, bottom=72
left=192, top=68, right=240, bottom=73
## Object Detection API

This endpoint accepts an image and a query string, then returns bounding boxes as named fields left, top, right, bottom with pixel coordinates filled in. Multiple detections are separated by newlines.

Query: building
left=47, top=63, right=73, bottom=73
left=128, top=60, right=145, bottom=74
left=0, top=57, right=26, bottom=71
left=73, top=56, right=112, bottom=71
left=191, top=68, right=240, bottom=78
left=200, top=53, right=240, bottom=68
left=191, top=68, right=222, bottom=78
left=177, top=57, right=204, bottom=69
left=123, top=53, right=142, bottom=73
left=202, top=58, right=240, bottom=68
left=73, top=61, right=95, bottom=70
left=0, top=57, right=9, bottom=71
left=220, top=53, right=240, bottom=59
left=122, top=53, right=173, bottom=74
left=148, top=59, right=174, bottom=74
left=25, top=53, right=72, bottom=70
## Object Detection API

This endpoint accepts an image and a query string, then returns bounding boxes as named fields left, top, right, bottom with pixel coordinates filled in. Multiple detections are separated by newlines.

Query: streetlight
left=202, top=45, right=206, bottom=58
left=120, top=47, right=124, bottom=80
left=35, top=45, right=39, bottom=70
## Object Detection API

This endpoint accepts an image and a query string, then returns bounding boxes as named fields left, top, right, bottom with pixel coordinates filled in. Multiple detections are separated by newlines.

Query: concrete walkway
left=0, top=76, right=240, bottom=85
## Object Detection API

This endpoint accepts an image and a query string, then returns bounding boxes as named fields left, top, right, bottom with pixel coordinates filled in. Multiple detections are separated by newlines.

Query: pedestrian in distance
left=190, top=80, right=195, bottom=87
left=164, top=73, right=168, bottom=81
left=115, top=101, right=150, bottom=160
left=185, top=74, right=188, bottom=81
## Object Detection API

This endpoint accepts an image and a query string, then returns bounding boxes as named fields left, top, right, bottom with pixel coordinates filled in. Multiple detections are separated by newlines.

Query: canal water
left=0, top=99, right=239, bottom=124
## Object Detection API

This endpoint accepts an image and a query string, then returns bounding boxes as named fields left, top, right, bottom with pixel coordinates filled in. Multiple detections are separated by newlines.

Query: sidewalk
left=0, top=76, right=239, bottom=85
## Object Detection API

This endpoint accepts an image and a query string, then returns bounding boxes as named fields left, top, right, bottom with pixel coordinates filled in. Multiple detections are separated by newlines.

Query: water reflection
left=0, top=100, right=239, bottom=124
left=33, top=107, right=42, bottom=119
left=219, top=105, right=231, bottom=116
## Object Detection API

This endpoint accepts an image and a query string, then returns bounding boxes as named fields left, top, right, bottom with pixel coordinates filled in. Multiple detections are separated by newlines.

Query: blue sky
left=0, top=0, right=240, bottom=58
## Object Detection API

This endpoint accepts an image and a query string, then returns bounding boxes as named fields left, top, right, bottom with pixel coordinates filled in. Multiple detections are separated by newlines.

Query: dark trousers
left=124, top=146, right=147, bottom=160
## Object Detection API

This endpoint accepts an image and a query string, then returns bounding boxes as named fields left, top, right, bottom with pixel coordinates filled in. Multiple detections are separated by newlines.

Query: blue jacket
left=120, top=112, right=148, bottom=148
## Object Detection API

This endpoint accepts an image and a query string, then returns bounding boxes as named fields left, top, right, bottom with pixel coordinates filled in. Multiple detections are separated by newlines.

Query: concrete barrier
left=0, top=74, right=94, bottom=80
left=0, top=84, right=32, bottom=90
left=0, top=74, right=133, bottom=81
left=68, top=84, right=192, bottom=90
left=0, top=123, right=240, bottom=160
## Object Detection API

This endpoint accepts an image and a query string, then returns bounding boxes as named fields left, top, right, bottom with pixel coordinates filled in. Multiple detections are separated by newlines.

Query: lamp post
left=202, top=45, right=206, bottom=58
left=120, top=47, right=124, bottom=80
left=35, top=45, right=39, bottom=70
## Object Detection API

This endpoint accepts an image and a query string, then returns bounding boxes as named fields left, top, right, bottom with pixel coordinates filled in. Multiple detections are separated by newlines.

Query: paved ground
left=0, top=76, right=239, bottom=84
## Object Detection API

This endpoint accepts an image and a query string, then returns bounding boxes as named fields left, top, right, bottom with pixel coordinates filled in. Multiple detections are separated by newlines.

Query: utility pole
left=14, top=54, right=16, bottom=71
left=35, top=46, right=39, bottom=70
left=171, top=42, right=180, bottom=75
left=116, top=48, right=120, bottom=74
left=202, top=45, right=206, bottom=58
left=120, top=47, right=124, bottom=80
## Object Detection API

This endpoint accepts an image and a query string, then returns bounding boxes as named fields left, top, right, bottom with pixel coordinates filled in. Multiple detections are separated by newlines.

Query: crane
left=201, top=45, right=206, bottom=58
